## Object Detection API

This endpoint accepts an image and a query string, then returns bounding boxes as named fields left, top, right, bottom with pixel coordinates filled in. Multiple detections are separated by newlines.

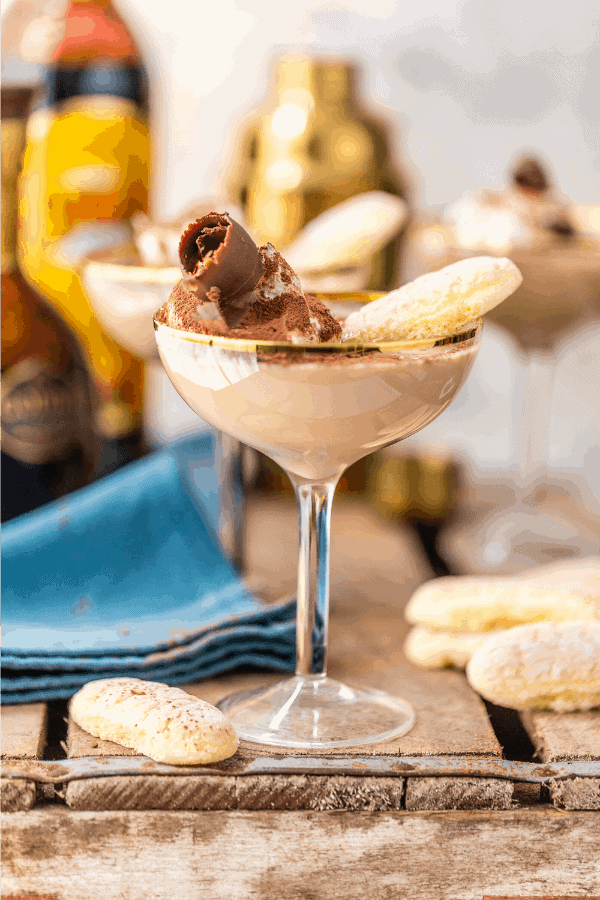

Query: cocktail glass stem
left=215, top=433, right=245, bottom=574
left=472, top=346, right=598, bottom=570
left=217, top=466, right=415, bottom=747
left=517, top=348, right=555, bottom=492
left=291, top=477, right=338, bottom=677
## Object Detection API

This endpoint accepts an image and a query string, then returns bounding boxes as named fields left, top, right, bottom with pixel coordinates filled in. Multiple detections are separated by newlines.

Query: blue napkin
left=1, top=433, right=296, bottom=703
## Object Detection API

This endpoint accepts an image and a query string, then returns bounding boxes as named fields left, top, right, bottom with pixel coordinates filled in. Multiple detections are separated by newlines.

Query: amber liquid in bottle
left=2, top=87, right=102, bottom=522
left=16, top=0, right=149, bottom=450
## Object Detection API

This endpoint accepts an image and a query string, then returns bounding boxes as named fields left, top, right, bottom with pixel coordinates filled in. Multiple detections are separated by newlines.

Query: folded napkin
left=1, top=433, right=296, bottom=703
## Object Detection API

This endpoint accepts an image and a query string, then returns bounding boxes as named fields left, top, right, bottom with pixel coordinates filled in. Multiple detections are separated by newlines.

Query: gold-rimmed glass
left=154, top=296, right=482, bottom=748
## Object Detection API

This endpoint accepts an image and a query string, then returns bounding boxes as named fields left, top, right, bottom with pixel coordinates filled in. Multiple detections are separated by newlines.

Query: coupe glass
left=154, top=295, right=482, bottom=748
left=443, top=249, right=600, bottom=572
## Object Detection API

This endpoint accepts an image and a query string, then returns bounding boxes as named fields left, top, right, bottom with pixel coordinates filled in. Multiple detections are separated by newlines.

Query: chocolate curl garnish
left=512, top=157, right=549, bottom=194
left=179, top=212, right=264, bottom=327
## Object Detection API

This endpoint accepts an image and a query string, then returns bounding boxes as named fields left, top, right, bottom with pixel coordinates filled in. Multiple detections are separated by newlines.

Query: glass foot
left=217, top=675, right=415, bottom=749
left=476, top=509, right=600, bottom=571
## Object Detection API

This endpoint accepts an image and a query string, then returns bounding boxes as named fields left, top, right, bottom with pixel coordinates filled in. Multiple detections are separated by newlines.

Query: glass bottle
left=2, top=82, right=101, bottom=521
left=12, top=0, right=150, bottom=451
left=229, top=56, right=408, bottom=290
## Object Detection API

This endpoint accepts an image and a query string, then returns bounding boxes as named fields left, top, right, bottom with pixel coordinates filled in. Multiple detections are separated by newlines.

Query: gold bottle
left=14, top=0, right=149, bottom=446
left=2, top=85, right=102, bottom=521
left=229, top=56, right=408, bottom=290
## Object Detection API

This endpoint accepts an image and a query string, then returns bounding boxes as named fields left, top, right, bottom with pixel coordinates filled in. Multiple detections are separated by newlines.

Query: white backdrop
left=5, top=0, right=593, bottom=219
left=4, top=0, right=600, bottom=487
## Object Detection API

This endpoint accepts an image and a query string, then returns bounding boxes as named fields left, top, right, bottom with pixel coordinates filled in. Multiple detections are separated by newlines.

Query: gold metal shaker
left=228, top=55, right=408, bottom=290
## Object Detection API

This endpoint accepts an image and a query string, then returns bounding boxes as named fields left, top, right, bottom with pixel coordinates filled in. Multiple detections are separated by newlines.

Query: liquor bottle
left=15, top=0, right=149, bottom=449
left=2, top=84, right=102, bottom=522
left=369, top=451, right=458, bottom=576
left=229, top=56, right=409, bottom=291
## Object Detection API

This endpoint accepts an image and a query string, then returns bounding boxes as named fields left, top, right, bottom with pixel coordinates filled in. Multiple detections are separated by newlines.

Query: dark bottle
left=1, top=85, right=102, bottom=522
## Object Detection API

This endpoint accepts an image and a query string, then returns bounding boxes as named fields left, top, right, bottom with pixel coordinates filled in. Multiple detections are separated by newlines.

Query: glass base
left=476, top=508, right=600, bottom=571
left=217, top=675, right=415, bottom=749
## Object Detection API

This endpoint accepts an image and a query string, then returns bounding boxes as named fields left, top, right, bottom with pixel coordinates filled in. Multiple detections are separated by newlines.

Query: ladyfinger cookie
left=519, top=556, right=600, bottom=601
left=341, top=256, right=522, bottom=342
left=466, top=621, right=600, bottom=712
left=70, top=678, right=238, bottom=765
left=404, top=626, right=492, bottom=670
left=405, top=577, right=597, bottom=634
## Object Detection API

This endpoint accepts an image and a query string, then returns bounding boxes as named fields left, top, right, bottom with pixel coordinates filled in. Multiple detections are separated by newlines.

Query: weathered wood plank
left=202, top=496, right=500, bottom=758
left=1, top=778, right=36, bottom=812
left=67, top=718, right=137, bottom=759
left=2, top=808, right=599, bottom=900
left=236, top=774, right=405, bottom=811
left=1, top=703, right=48, bottom=812
left=187, top=665, right=501, bottom=759
left=405, top=777, right=512, bottom=810
left=66, top=775, right=237, bottom=811
left=547, top=778, right=600, bottom=811
left=65, top=774, right=405, bottom=812
left=64, top=496, right=500, bottom=810
left=523, top=710, right=600, bottom=762
left=521, top=709, right=600, bottom=811
left=1, top=703, right=48, bottom=759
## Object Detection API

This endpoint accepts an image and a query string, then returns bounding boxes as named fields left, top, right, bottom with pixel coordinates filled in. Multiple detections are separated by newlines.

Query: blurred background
left=9, top=0, right=598, bottom=217
left=2, top=0, right=599, bottom=574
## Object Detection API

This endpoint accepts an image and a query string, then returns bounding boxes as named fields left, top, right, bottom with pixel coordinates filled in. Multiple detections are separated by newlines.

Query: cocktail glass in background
left=81, top=248, right=246, bottom=571
left=154, top=296, right=482, bottom=748
left=436, top=246, right=600, bottom=573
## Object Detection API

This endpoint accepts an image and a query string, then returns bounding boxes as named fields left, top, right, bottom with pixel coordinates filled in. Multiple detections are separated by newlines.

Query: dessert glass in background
left=155, top=297, right=482, bottom=748
left=404, top=156, right=600, bottom=573
left=81, top=202, right=248, bottom=571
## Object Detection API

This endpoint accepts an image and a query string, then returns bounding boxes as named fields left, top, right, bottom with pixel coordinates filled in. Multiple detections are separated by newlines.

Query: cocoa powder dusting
left=156, top=244, right=342, bottom=343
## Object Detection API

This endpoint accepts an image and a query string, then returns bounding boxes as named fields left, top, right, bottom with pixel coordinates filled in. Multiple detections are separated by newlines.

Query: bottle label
left=1, top=357, right=87, bottom=465
left=37, top=64, right=147, bottom=110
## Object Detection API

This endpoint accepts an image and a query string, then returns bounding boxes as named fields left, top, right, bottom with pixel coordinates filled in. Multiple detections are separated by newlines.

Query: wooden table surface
left=2, top=493, right=599, bottom=899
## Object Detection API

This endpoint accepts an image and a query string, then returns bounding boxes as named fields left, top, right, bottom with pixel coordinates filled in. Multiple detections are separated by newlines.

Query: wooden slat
left=3, top=808, right=600, bottom=900
left=184, top=494, right=500, bottom=760
left=0, top=778, right=37, bottom=814
left=189, top=664, right=500, bottom=759
left=1, top=703, right=48, bottom=759
left=65, top=774, right=405, bottom=812
left=523, top=710, right=600, bottom=762
left=522, top=709, right=600, bottom=810
left=67, top=718, right=137, bottom=759
left=64, top=495, right=501, bottom=810
left=546, top=778, right=600, bottom=811
left=405, top=777, right=512, bottom=810
left=1, top=703, right=48, bottom=812
left=65, top=775, right=237, bottom=811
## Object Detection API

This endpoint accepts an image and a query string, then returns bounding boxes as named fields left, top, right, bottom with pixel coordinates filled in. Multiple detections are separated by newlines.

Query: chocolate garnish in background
left=512, top=156, right=549, bottom=194
left=179, top=213, right=264, bottom=327
left=512, top=157, right=575, bottom=238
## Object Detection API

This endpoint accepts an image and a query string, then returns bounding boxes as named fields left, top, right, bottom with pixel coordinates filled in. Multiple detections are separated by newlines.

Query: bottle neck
left=50, top=0, right=140, bottom=64
left=32, top=0, right=147, bottom=112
